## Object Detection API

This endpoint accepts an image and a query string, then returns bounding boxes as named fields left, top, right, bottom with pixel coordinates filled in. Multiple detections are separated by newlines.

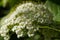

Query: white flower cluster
left=0, top=2, right=53, bottom=40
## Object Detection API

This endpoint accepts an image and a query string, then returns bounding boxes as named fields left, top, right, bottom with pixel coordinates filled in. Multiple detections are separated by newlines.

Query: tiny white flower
left=16, top=31, right=23, bottom=38
left=28, top=33, right=34, bottom=37
left=4, top=35, right=10, bottom=40
left=17, top=33, right=23, bottom=38
left=11, top=26, right=17, bottom=32
left=1, top=33, right=6, bottom=37
left=26, top=26, right=33, bottom=29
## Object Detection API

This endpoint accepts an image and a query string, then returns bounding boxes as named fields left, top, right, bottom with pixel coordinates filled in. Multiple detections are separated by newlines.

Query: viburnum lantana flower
left=0, top=2, right=53, bottom=40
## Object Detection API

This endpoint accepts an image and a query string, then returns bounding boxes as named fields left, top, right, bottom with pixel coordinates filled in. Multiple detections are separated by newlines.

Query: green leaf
left=0, top=0, right=8, bottom=7
left=0, top=36, right=4, bottom=40
left=45, top=0, right=60, bottom=22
